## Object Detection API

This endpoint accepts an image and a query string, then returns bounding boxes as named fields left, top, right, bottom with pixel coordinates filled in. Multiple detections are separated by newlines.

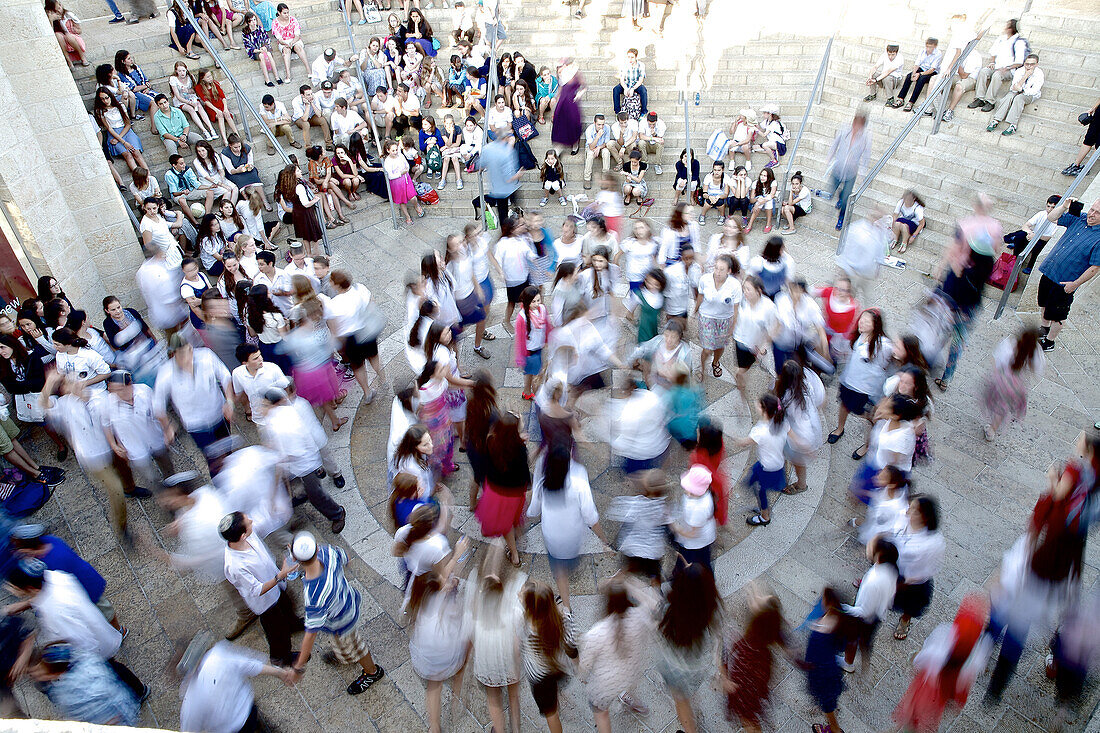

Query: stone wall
left=0, top=0, right=144, bottom=310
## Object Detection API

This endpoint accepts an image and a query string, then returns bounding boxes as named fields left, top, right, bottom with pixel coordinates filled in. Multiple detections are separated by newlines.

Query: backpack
left=987, top=252, right=1021, bottom=292
left=0, top=468, right=51, bottom=518
left=1013, top=36, right=1031, bottom=63
left=425, top=146, right=443, bottom=173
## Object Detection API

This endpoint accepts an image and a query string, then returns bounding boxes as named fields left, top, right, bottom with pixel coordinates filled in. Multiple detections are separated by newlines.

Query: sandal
left=812, top=724, right=833, bottom=733
left=934, top=378, right=948, bottom=392
left=481, top=331, right=496, bottom=341
left=894, top=619, right=910, bottom=640
left=827, top=429, right=844, bottom=444
left=332, top=416, right=349, bottom=431
left=711, top=362, right=722, bottom=378
left=898, top=242, right=908, bottom=253
left=509, top=554, right=522, bottom=568
left=782, top=482, right=808, bottom=495
left=334, top=389, right=348, bottom=405
left=747, top=514, right=770, bottom=526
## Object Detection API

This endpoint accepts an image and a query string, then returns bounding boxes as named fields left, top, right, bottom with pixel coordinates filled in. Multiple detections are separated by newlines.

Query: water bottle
left=283, top=552, right=301, bottom=581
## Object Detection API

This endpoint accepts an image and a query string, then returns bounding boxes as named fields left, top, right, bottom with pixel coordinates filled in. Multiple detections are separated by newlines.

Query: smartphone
left=1068, top=200, right=1084, bottom=217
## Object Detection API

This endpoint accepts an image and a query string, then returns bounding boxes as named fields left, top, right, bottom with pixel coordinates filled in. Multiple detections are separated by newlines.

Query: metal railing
left=337, top=1, right=400, bottom=229
left=836, top=30, right=986, bottom=254
left=776, top=35, right=833, bottom=213
left=175, top=1, right=331, bottom=254
left=477, top=5, right=502, bottom=225
left=992, top=146, right=1100, bottom=319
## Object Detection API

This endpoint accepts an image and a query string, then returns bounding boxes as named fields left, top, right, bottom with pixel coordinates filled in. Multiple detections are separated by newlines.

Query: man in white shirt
left=102, top=370, right=175, bottom=487
left=987, top=54, right=1044, bottom=135
left=316, top=80, right=340, bottom=120
left=970, top=18, right=1028, bottom=112
left=309, top=47, right=349, bottom=87
left=5, top=559, right=148, bottom=701
left=178, top=636, right=291, bottom=733
left=330, top=97, right=367, bottom=147
left=153, top=335, right=234, bottom=457
left=230, top=344, right=288, bottom=426
left=262, top=388, right=346, bottom=534
left=135, top=247, right=188, bottom=337
left=252, top=249, right=278, bottom=291
left=291, top=85, right=333, bottom=149
left=637, top=111, right=666, bottom=174
left=928, top=30, right=983, bottom=122
left=392, top=83, right=423, bottom=138
left=864, top=43, right=905, bottom=104
left=607, top=111, right=638, bottom=167
left=220, top=511, right=303, bottom=665
left=583, top=114, right=612, bottom=189
left=260, top=93, right=301, bottom=155
left=371, top=87, right=398, bottom=138
left=663, top=244, right=702, bottom=320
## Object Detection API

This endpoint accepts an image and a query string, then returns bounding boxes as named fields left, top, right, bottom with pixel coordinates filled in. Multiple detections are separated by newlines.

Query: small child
left=423, top=136, right=443, bottom=181
left=594, top=172, right=624, bottom=239
left=734, top=393, right=794, bottom=526
left=540, top=148, right=566, bottom=207
left=513, top=285, right=550, bottom=400
left=673, top=148, right=701, bottom=206
left=671, top=464, right=716, bottom=569
left=630, top=267, right=666, bottom=343
left=689, top=418, right=728, bottom=525
left=400, top=133, right=425, bottom=181
left=607, top=469, right=669, bottom=584
left=1003, top=194, right=1060, bottom=274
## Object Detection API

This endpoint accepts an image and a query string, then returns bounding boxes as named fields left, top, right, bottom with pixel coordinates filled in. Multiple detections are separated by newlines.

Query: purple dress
left=551, top=73, right=585, bottom=149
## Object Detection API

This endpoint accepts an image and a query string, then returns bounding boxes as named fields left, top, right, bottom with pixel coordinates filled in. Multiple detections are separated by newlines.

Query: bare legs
left=485, top=683, right=521, bottom=733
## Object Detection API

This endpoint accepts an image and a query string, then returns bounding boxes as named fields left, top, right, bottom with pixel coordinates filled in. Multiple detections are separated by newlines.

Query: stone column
left=0, top=0, right=144, bottom=309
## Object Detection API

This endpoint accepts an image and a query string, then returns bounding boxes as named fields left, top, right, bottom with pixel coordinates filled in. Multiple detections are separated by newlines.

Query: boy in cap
left=288, top=531, right=384, bottom=694
left=31, top=642, right=139, bottom=726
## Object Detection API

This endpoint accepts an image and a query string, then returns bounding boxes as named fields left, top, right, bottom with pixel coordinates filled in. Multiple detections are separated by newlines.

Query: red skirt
left=475, top=482, right=526, bottom=537
left=293, top=362, right=340, bottom=405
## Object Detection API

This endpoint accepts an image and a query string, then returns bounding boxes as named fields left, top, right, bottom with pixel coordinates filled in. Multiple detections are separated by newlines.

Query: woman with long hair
left=470, top=549, right=527, bottom=733
left=51, top=327, right=111, bottom=395
left=420, top=251, right=460, bottom=339
left=749, top=234, right=795, bottom=299
left=464, top=371, right=498, bottom=508
left=514, top=286, right=551, bottom=400
left=417, top=359, right=458, bottom=478
left=655, top=561, right=723, bottom=733
left=694, top=253, right=740, bottom=380
left=720, top=590, right=789, bottom=733
left=981, top=326, right=1045, bottom=442
left=579, top=577, right=655, bottom=731
left=521, top=579, right=578, bottom=733
left=746, top=166, right=778, bottom=233
left=775, top=356, right=825, bottom=494
left=44, top=0, right=87, bottom=68
left=422, top=322, right=473, bottom=443
left=195, top=213, right=229, bottom=277
left=658, top=204, right=700, bottom=267
left=37, top=276, right=69, bottom=309
left=804, top=587, right=848, bottom=733
left=474, top=413, right=531, bottom=566
left=393, top=424, right=436, bottom=498
left=445, top=235, right=487, bottom=359
left=244, top=283, right=290, bottom=373
left=275, top=164, right=322, bottom=255
left=387, top=383, right=419, bottom=481
left=731, top=276, right=777, bottom=404
left=65, top=310, right=115, bottom=367
left=0, top=334, right=68, bottom=458
left=829, top=309, right=893, bottom=453
left=347, top=132, right=390, bottom=200
left=93, top=87, right=147, bottom=174
left=102, top=296, right=164, bottom=387
left=195, top=68, right=239, bottom=145
left=282, top=298, right=347, bottom=430
left=194, top=139, right=240, bottom=211
left=169, top=60, right=217, bottom=138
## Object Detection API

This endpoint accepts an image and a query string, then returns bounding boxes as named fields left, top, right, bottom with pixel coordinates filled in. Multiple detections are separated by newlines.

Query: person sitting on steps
left=890, top=37, right=942, bottom=112
left=968, top=18, right=1028, bottom=113
left=986, top=53, right=1044, bottom=137
left=864, top=43, right=905, bottom=105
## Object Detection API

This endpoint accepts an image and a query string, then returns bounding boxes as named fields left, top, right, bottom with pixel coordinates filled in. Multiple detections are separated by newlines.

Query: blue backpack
left=0, top=468, right=51, bottom=518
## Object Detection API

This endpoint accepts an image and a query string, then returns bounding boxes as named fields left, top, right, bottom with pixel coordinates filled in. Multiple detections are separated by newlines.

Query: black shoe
left=981, top=102, right=995, bottom=113
left=108, top=15, right=126, bottom=22
left=38, top=466, right=66, bottom=486
left=332, top=474, right=345, bottom=489
left=291, top=494, right=308, bottom=507
left=331, top=508, right=346, bottom=534
left=315, top=467, right=327, bottom=479
left=966, top=99, right=984, bottom=109
left=125, top=487, right=153, bottom=499
left=347, top=666, right=384, bottom=695
left=1040, top=337, right=1056, bottom=352
left=1062, top=164, right=1082, bottom=176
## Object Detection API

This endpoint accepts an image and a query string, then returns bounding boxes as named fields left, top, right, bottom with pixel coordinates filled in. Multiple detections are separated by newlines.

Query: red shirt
left=818, top=286, right=860, bottom=337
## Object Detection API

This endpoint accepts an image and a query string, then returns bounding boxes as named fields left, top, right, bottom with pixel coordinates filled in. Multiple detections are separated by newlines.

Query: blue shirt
left=302, top=544, right=361, bottom=636
left=481, top=139, right=520, bottom=197
left=1039, top=213, right=1100, bottom=284
left=44, top=651, right=139, bottom=726
left=165, top=166, right=200, bottom=195
left=40, top=536, right=106, bottom=603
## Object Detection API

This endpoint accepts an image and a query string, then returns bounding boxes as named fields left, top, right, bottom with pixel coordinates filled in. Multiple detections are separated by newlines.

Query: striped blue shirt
left=45, top=651, right=139, bottom=726
left=302, top=545, right=361, bottom=636
left=1039, top=213, right=1100, bottom=284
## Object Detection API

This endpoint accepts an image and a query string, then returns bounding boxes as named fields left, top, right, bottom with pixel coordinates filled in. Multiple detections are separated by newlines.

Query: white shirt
left=394, top=525, right=450, bottom=577
left=486, top=106, right=514, bottom=132
left=840, top=335, right=893, bottom=397
left=750, top=420, right=787, bottom=472
left=48, top=394, right=113, bottom=471
left=262, top=402, right=323, bottom=476
left=895, top=199, right=925, bottom=222
left=153, top=348, right=231, bottom=431
left=527, top=458, right=599, bottom=560
left=1010, top=65, right=1044, bottom=97
left=179, top=642, right=266, bottom=733
left=172, top=486, right=230, bottom=582
left=291, top=95, right=318, bottom=122
left=324, top=283, right=372, bottom=337
left=551, top=318, right=614, bottom=383
left=871, top=420, right=916, bottom=472
left=137, top=257, right=188, bottom=330
left=989, top=33, right=1026, bottom=69
left=610, top=118, right=638, bottom=143
left=773, top=293, right=824, bottom=349
left=1026, top=210, right=1057, bottom=241
left=387, top=400, right=415, bottom=474
left=30, top=570, right=122, bottom=660
left=610, top=389, right=670, bottom=460
left=214, top=445, right=290, bottom=537
left=732, top=296, right=777, bottom=350
left=639, top=118, right=666, bottom=139
left=846, top=562, right=898, bottom=621
left=894, top=527, right=945, bottom=584
left=494, top=236, right=535, bottom=286
left=552, top=237, right=583, bottom=268
left=696, top=273, right=741, bottom=319
left=224, top=533, right=283, bottom=614
left=447, top=256, right=476, bottom=300
left=675, top=492, right=715, bottom=549
left=331, top=108, right=366, bottom=136
left=619, top=237, right=658, bottom=281
left=310, top=54, right=346, bottom=85
left=467, top=235, right=491, bottom=281
left=663, top=259, right=701, bottom=315
left=140, top=215, right=182, bottom=267
left=259, top=100, right=289, bottom=125
left=101, top=385, right=165, bottom=462
left=54, top=348, right=111, bottom=393
left=231, top=362, right=288, bottom=426
left=873, top=51, right=905, bottom=78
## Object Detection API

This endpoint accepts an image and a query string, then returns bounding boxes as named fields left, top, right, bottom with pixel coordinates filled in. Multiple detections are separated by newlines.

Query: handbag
left=415, top=182, right=439, bottom=205
left=363, top=2, right=382, bottom=22
left=987, top=252, right=1021, bottom=292
left=623, top=91, right=643, bottom=121
left=512, top=114, right=538, bottom=141
left=13, top=393, right=48, bottom=423
left=1080, top=112, right=1094, bottom=126
left=465, top=152, right=480, bottom=173
left=431, top=37, right=441, bottom=51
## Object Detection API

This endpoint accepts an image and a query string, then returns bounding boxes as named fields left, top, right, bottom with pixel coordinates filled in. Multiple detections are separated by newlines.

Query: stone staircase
left=73, top=0, right=1099, bottom=280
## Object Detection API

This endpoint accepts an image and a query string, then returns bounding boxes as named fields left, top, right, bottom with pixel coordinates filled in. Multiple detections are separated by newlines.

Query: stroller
left=909, top=288, right=957, bottom=370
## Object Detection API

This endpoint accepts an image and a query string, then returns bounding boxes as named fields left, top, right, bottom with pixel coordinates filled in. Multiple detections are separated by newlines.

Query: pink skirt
left=388, top=173, right=418, bottom=205
left=293, top=363, right=340, bottom=405
left=475, top=482, right=526, bottom=537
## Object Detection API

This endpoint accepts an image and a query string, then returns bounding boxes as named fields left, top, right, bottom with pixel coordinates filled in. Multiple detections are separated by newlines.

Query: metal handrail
left=337, top=2, right=400, bottom=230
left=836, top=30, right=986, bottom=254
left=992, top=146, right=1100, bottom=319
left=776, top=35, right=833, bottom=213
left=477, top=5, right=501, bottom=225
left=175, top=1, right=331, bottom=254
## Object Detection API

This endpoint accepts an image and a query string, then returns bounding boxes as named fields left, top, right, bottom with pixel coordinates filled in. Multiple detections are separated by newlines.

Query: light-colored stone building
left=0, top=0, right=143, bottom=316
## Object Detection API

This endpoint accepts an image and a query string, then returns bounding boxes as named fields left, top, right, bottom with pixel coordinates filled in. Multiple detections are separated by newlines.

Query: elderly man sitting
left=986, top=53, right=1044, bottom=136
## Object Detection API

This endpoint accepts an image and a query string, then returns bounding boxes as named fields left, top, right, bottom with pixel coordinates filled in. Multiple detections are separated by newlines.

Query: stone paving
left=6, top=182, right=1100, bottom=733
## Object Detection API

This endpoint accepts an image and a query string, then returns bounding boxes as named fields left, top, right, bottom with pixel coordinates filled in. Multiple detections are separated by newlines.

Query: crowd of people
left=3, top=0, right=1100, bottom=732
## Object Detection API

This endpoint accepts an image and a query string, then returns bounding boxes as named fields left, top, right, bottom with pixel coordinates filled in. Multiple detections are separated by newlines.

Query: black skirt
left=292, top=202, right=323, bottom=242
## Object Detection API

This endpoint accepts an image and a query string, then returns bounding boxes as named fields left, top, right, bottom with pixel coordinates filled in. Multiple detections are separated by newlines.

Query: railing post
left=993, top=145, right=1100, bottom=319
left=477, top=7, right=499, bottom=226
left=777, top=35, right=832, bottom=215
left=176, top=2, right=330, bottom=255
left=837, top=32, right=985, bottom=255
left=338, top=2, right=400, bottom=230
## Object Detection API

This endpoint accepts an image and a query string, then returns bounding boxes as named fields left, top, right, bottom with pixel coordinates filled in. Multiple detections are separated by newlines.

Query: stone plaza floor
left=6, top=198, right=1100, bottom=732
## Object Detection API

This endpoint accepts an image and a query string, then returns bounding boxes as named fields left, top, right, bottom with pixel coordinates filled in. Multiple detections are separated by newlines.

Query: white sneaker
left=654, top=164, right=663, bottom=175
left=540, top=197, right=548, bottom=207
left=559, top=196, right=566, bottom=206
left=744, top=160, right=752, bottom=172
left=456, top=180, right=464, bottom=189
left=438, top=180, right=447, bottom=190
left=983, top=424, right=995, bottom=442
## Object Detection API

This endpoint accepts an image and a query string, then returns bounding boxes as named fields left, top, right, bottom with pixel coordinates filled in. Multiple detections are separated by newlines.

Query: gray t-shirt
left=481, top=140, right=519, bottom=197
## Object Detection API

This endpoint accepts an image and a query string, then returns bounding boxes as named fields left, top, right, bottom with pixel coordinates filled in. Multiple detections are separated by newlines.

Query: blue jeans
left=940, top=307, right=974, bottom=383
left=829, top=171, right=856, bottom=219
left=189, top=418, right=231, bottom=455
left=985, top=603, right=1030, bottom=699
left=105, top=0, right=124, bottom=17
left=613, top=84, right=648, bottom=114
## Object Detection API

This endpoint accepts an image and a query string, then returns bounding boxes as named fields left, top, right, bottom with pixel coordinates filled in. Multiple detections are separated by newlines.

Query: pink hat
left=680, top=465, right=712, bottom=496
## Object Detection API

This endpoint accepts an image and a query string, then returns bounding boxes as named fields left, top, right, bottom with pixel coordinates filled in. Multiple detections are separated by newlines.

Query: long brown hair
left=850, top=308, right=886, bottom=360
left=1011, top=327, right=1041, bottom=372
left=388, top=472, right=419, bottom=530
left=275, top=165, right=298, bottom=204
left=464, top=371, right=497, bottom=454
left=522, top=580, right=576, bottom=672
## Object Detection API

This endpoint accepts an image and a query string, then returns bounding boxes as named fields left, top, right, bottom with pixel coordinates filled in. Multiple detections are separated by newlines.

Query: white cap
left=291, top=531, right=318, bottom=562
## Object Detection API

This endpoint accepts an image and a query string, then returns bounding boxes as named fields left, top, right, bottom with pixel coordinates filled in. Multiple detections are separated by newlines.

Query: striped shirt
left=521, top=608, right=578, bottom=682
left=45, top=651, right=139, bottom=726
left=302, top=545, right=361, bottom=636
